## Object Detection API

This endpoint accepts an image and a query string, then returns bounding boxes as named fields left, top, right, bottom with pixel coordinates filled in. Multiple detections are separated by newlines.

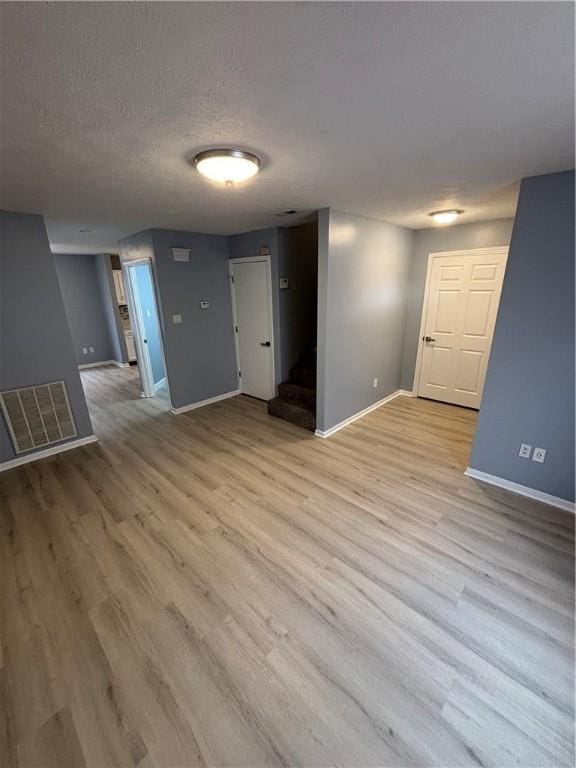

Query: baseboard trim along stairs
left=170, top=389, right=241, bottom=415
left=464, top=467, right=575, bottom=513
left=0, top=434, right=99, bottom=472
left=315, top=389, right=414, bottom=438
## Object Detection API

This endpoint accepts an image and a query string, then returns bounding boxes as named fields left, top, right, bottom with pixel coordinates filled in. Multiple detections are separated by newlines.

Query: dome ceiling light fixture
left=429, top=209, right=463, bottom=225
left=193, top=149, right=261, bottom=186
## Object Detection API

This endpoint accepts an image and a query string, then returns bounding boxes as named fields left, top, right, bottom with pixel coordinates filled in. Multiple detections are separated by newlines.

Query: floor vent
left=0, top=381, right=77, bottom=454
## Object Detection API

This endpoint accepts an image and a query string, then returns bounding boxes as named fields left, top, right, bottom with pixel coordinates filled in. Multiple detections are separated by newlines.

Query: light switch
left=172, top=313, right=182, bottom=324
left=89, top=346, right=94, bottom=353
left=279, top=278, right=289, bottom=290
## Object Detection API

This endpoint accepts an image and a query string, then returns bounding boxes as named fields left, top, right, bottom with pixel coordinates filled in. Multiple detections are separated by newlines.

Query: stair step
left=268, top=398, right=315, bottom=431
left=289, top=367, right=316, bottom=389
left=278, top=381, right=316, bottom=409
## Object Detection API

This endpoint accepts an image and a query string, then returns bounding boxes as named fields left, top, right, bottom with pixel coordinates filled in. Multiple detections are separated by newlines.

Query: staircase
left=268, top=349, right=316, bottom=431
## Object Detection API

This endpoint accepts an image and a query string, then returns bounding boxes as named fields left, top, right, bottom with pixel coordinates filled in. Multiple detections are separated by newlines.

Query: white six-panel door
left=417, top=248, right=508, bottom=409
left=230, top=258, right=275, bottom=401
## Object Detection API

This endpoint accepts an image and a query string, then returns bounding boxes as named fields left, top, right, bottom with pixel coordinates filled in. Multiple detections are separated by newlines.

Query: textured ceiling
left=0, top=2, right=574, bottom=253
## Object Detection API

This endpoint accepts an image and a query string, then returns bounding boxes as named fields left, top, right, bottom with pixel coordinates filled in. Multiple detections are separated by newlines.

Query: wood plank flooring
left=1, top=365, right=574, bottom=767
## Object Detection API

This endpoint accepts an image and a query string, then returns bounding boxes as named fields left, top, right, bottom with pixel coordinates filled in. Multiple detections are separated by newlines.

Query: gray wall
left=96, top=254, right=128, bottom=364
left=133, top=262, right=165, bottom=385
left=0, top=211, right=94, bottom=462
left=278, top=222, right=318, bottom=381
left=228, top=227, right=282, bottom=388
left=401, top=218, right=514, bottom=389
left=317, top=208, right=413, bottom=433
left=119, top=228, right=239, bottom=410
left=470, top=171, right=575, bottom=502
left=54, top=253, right=115, bottom=365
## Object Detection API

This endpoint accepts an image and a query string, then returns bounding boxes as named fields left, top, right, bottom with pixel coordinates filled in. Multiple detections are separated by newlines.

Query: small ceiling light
left=429, top=210, right=463, bottom=225
left=193, top=149, right=260, bottom=186
left=79, top=228, right=92, bottom=233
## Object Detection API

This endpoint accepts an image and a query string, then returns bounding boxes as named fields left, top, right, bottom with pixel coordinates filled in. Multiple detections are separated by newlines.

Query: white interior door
left=231, top=259, right=275, bottom=400
left=417, top=249, right=508, bottom=409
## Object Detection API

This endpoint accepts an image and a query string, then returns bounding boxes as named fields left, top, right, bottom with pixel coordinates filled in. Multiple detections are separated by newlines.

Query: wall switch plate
left=373, top=378, right=378, bottom=388
left=146, top=309, right=151, bottom=318
left=172, top=314, right=182, bottom=324
left=89, top=346, right=94, bottom=353
left=279, top=278, right=289, bottom=290
left=519, top=443, right=532, bottom=459
left=82, top=347, right=88, bottom=354
left=200, top=300, right=210, bottom=309
left=533, top=447, right=547, bottom=463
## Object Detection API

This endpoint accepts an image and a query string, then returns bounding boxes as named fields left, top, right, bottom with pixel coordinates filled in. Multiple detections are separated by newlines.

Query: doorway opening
left=124, top=259, right=170, bottom=403
left=413, top=246, right=509, bottom=409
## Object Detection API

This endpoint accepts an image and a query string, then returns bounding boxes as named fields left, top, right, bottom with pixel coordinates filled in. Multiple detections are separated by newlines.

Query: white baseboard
left=315, top=389, right=411, bottom=438
left=464, top=467, right=575, bottom=513
left=78, top=360, right=116, bottom=369
left=79, top=360, right=129, bottom=370
left=171, top=389, right=241, bottom=415
left=0, top=434, right=98, bottom=473
left=154, top=377, right=167, bottom=392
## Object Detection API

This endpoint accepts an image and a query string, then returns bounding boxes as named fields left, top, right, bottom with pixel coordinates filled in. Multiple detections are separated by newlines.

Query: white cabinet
left=125, top=332, right=136, bottom=362
left=113, top=269, right=127, bottom=305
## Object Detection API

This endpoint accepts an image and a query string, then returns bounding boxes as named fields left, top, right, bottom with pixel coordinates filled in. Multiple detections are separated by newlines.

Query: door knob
left=423, top=336, right=436, bottom=342
left=260, top=341, right=271, bottom=347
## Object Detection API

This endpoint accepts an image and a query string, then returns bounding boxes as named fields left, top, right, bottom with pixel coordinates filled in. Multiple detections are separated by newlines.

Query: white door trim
left=228, top=255, right=276, bottom=398
left=123, top=259, right=171, bottom=405
left=412, top=246, right=509, bottom=397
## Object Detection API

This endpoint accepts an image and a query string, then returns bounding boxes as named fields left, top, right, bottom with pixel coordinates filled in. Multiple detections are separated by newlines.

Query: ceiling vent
left=0, top=381, right=77, bottom=454
left=274, top=210, right=299, bottom=218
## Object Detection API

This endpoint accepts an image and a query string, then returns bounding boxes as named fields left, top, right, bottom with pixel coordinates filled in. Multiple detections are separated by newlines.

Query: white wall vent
left=171, top=247, right=190, bottom=262
left=0, top=381, right=77, bottom=454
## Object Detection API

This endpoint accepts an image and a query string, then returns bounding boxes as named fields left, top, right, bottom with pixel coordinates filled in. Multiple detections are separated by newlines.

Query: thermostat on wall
left=171, top=248, right=190, bottom=262
left=200, top=300, right=210, bottom=309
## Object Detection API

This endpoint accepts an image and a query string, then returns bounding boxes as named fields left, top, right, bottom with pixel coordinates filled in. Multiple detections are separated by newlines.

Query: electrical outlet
left=518, top=443, right=532, bottom=459
left=533, top=447, right=547, bottom=463
left=373, top=378, right=378, bottom=388
left=89, top=346, right=94, bottom=353
left=82, top=347, right=88, bottom=354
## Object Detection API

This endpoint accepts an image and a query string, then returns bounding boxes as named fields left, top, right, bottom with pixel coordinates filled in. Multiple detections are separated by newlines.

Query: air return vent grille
left=0, top=381, right=77, bottom=454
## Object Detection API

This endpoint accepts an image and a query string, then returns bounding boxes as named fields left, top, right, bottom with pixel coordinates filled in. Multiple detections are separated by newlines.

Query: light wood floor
left=1, top=365, right=574, bottom=767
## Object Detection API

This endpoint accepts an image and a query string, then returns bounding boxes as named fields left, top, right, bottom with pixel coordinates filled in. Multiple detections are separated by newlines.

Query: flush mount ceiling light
left=193, top=149, right=261, bottom=186
left=429, top=209, right=463, bottom=225
left=78, top=228, right=92, bottom=233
